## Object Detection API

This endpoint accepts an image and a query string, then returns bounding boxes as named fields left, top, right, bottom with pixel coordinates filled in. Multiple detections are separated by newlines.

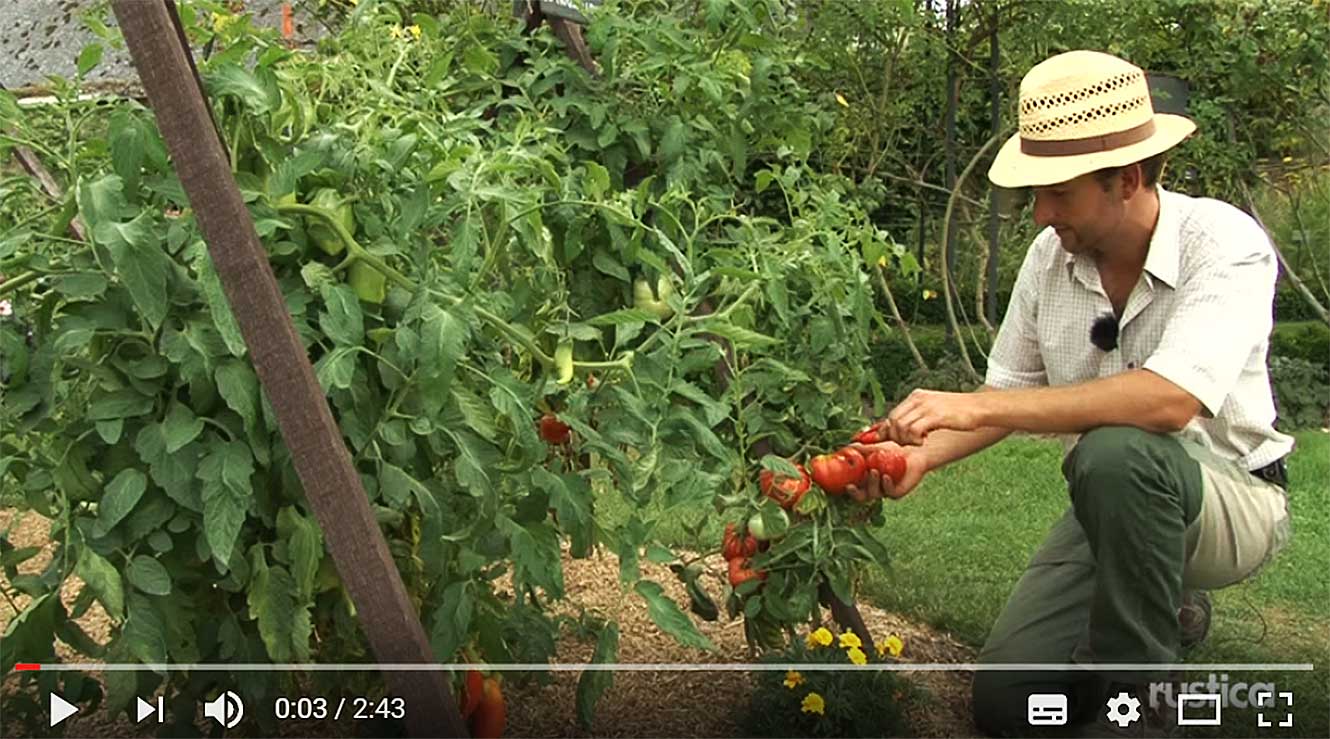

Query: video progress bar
left=14, top=663, right=1317, bottom=672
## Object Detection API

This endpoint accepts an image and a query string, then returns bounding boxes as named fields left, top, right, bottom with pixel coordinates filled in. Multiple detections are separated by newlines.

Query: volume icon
left=203, top=691, right=244, bottom=729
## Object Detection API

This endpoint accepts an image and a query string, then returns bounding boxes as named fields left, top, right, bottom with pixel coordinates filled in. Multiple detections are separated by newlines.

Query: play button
left=49, top=693, right=78, bottom=727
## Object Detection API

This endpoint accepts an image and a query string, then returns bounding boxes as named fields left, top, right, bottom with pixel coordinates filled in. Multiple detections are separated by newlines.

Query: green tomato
left=307, top=188, right=354, bottom=255
left=632, top=275, right=675, bottom=320
left=748, top=509, right=789, bottom=541
left=348, top=261, right=387, bottom=304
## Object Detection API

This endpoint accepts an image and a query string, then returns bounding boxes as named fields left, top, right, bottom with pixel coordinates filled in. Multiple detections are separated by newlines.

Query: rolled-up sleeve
left=1142, top=226, right=1276, bottom=417
left=985, top=240, right=1049, bottom=389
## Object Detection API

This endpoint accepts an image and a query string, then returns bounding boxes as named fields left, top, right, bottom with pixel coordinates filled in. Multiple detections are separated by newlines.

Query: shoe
left=1179, top=590, right=1212, bottom=649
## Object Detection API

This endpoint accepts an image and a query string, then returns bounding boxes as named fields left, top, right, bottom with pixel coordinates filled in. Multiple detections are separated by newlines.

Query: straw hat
left=988, top=50, right=1196, bottom=189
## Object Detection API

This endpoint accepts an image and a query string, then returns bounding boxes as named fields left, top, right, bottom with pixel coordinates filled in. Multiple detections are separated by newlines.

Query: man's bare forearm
left=976, top=370, right=1200, bottom=435
left=917, top=425, right=1013, bottom=471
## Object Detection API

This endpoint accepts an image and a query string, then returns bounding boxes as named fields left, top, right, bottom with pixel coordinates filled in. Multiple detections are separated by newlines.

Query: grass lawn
left=862, top=430, right=1329, bottom=738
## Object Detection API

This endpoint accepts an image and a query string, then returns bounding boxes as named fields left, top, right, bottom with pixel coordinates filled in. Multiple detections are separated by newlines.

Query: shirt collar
left=1062, top=186, right=1180, bottom=289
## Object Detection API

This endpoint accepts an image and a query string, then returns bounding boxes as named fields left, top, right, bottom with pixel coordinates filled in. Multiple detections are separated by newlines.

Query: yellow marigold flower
left=806, top=627, right=834, bottom=648
left=878, top=633, right=905, bottom=659
left=407, top=24, right=422, bottom=39
left=783, top=670, right=804, bottom=689
left=838, top=630, right=862, bottom=649
left=801, top=692, right=825, bottom=716
left=847, top=646, right=868, bottom=665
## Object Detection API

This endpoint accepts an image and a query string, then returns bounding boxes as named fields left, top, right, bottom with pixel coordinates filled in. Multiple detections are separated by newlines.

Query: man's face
left=1031, top=172, right=1124, bottom=256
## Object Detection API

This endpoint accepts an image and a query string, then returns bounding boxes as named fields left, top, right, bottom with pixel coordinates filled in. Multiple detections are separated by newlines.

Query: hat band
left=1020, top=119, right=1156, bottom=157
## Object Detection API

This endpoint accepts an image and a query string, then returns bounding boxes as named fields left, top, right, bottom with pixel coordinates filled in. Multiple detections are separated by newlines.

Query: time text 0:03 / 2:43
left=273, top=695, right=407, bottom=721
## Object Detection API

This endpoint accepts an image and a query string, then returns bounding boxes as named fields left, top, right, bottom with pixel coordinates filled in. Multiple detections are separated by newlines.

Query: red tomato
left=866, top=449, right=908, bottom=485
left=853, top=423, right=884, bottom=444
left=459, top=669, right=484, bottom=719
left=470, top=677, right=506, bottom=738
left=759, top=463, right=811, bottom=509
left=727, top=557, right=766, bottom=588
left=722, top=523, right=759, bottom=560
left=538, top=414, right=571, bottom=445
left=809, top=447, right=868, bottom=496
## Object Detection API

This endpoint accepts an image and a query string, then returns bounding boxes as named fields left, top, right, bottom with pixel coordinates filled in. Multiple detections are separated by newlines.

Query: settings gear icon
left=1106, top=691, right=1142, bottom=728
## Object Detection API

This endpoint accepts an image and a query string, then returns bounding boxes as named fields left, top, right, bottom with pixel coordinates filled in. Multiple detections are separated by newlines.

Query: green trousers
left=971, top=426, right=1291, bottom=736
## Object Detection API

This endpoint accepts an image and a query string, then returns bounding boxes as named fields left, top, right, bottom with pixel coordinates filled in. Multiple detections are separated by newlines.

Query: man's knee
left=1064, top=426, right=1181, bottom=510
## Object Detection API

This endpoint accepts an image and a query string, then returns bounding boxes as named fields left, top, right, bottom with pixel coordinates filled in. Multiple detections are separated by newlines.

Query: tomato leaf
left=75, top=547, right=125, bottom=620
left=633, top=580, right=715, bottom=651
left=575, top=622, right=619, bottom=729
left=428, top=580, right=472, bottom=662
left=127, top=555, right=172, bottom=596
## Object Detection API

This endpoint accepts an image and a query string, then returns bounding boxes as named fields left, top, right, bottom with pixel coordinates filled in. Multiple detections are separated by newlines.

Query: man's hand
left=885, top=389, right=985, bottom=446
left=845, top=441, right=929, bottom=499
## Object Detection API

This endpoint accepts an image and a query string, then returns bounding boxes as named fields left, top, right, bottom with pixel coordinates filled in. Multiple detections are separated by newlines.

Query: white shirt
left=985, top=186, right=1295, bottom=470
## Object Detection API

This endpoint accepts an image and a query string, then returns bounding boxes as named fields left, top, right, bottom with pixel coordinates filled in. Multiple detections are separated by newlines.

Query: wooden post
left=109, top=3, right=466, bottom=736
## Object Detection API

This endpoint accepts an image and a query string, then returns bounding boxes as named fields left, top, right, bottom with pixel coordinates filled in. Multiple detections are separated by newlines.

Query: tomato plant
left=0, top=0, right=900, bottom=730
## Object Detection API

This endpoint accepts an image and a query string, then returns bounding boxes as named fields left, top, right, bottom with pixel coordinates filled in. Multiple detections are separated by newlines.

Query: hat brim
left=987, top=114, right=1196, bottom=189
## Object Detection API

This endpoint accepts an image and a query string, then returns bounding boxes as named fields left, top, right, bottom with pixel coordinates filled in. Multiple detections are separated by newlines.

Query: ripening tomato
left=853, top=422, right=884, bottom=444
left=727, top=557, right=766, bottom=588
left=459, top=669, right=484, bottom=719
left=866, top=449, right=907, bottom=485
left=538, top=414, right=571, bottom=445
left=809, top=447, right=868, bottom=495
left=722, top=523, right=759, bottom=560
left=759, top=463, right=811, bottom=509
left=469, top=677, right=506, bottom=738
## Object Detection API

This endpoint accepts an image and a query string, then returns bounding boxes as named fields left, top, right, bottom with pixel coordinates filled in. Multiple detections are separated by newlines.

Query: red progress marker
left=14, top=663, right=41, bottom=671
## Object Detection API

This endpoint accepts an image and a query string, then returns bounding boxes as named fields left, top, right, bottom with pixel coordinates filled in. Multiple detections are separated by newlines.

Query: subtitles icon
left=1027, top=693, right=1069, bottom=726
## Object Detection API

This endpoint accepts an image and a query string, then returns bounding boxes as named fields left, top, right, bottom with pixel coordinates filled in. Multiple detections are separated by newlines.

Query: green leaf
left=592, top=249, right=630, bottom=281
left=380, top=463, right=428, bottom=508
left=280, top=508, right=323, bottom=600
left=75, top=547, right=124, bottom=620
left=319, top=283, right=364, bottom=347
left=314, top=347, right=357, bottom=391
left=195, top=252, right=247, bottom=357
left=98, top=469, right=148, bottom=533
left=696, top=320, right=779, bottom=349
left=54, top=273, right=109, bottom=299
left=634, top=580, right=714, bottom=651
left=247, top=549, right=311, bottom=662
left=77, top=43, right=104, bottom=76
left=205, top=63, right=280, bottom=113
left=502, top=519, right=565, bottom=599
left=216, top=360, right=260, bottom=429
left=134, top=424, right=202, bottom=512
left=587, top=308, right=656, bottom=326
left=162, top=403, right=205, bottom=453
left=88, top=390, right=154, bottom=421
left=452, top=385, right=497, bottom=442
left=198, top=441, right=253, bottom=566
left=126, top=555, right=172, bottom=595
left=583, top=161, right=610, bottom=199
left=660, top=116, right=689, bottom=163
left=575, top=622, right=619, bottom=730
left=102, top=212, right=171, bottom=330
left=428, top=581, right=472, bottom=662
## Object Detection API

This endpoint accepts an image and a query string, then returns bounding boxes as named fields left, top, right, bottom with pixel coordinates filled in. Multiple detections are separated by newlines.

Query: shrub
left=1270, top=356, right=1330, bottom=431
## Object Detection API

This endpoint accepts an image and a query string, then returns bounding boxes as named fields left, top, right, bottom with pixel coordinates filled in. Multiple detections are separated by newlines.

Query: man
left=851, top=50, right=1293, bottom=736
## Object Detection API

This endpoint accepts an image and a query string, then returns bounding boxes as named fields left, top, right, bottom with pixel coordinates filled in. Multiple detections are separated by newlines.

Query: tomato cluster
left=721, top=523, right=766, bottom=588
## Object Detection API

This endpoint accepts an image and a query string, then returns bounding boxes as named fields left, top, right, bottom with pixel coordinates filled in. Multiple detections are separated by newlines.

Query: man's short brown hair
left=1092, top=152, right=1167, bottom=191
